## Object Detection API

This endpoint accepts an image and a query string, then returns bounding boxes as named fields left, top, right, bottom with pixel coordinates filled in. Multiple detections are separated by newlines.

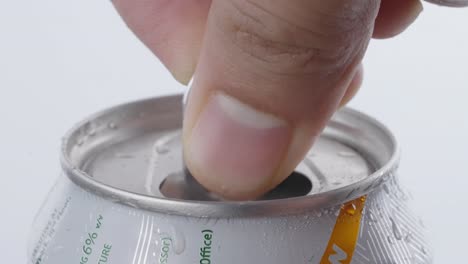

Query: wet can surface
left=28, top=94, right=432, bottom=264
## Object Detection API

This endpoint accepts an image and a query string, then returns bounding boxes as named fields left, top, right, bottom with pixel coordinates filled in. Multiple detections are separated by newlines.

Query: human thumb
left=183, top=0, right=380, bottom=200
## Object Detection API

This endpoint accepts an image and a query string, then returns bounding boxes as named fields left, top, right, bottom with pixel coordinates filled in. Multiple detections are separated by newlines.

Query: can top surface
left=61, top=94, right=399, bottom=217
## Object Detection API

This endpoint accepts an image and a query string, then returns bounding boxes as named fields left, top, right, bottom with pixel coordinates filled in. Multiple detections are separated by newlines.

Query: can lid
left=62, top=94, right=399, bottom=217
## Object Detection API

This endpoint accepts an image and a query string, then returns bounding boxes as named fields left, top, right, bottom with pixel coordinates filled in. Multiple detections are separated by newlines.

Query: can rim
left=61, top=94, right=400, bottom=218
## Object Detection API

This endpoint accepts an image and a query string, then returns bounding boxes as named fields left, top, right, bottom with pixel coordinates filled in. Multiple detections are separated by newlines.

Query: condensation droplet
left=171, top=227, right=186, bottom=255
left=368, top=209, right=377, bottom=223
left=155, top=141, right=170, bottom=154
left=390, top=217, right=402, bottom=240
left=344, top=203, right=357, bottom=216
left=383, top=184, right=390, bottom=194
left=383, top=172, right=392, bottom=182
left=83, top=121, right=97, bottom=137
left=421, top=246, right=427, bottom=255
left=115, top=153, right=134, bottom=159
left=337, top=151, right=356, bottom=157
left=108, top=122, right=117, bottom=129
left=77, top=138, right=84, bottom=146
left=404, top=233, right=412, bottom=243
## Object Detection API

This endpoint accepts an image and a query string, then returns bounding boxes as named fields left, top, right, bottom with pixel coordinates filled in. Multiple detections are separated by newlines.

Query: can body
left=28, top=94, right=432, bottom=263
left=29, top=175, right=431, bottom=264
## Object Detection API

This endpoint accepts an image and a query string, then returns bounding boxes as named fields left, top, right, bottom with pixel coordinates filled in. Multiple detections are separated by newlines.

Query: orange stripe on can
left=320, top=196, right=367, bottom=264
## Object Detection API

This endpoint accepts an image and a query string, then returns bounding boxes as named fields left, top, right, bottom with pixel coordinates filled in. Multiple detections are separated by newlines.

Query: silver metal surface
left=61, top=94, right=399, bottom=217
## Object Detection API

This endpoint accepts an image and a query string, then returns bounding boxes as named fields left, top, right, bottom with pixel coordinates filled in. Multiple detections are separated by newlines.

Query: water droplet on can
left=155, top=141, right=170, bottom=154
left=421, top=246, right=427, bottom=255
left=115, top=153, right=134, bottom=159
left=171, top=228, right=186, bottom=255
left=387, top=235, right=394, bottom=244
left=390, top=217, right=403, bottom=240
left=383, top=184, right=390, bottom=194
left=390, top=217, right=402, bottom=240
left=344, top=203, right=357, bottom=216
left=83, top=121, right=96, bottom=136
left=337, top=151, right=356, bottom=157
left=77, top=138, right=84, bottom=146
left=108, top=122, right=117, bottom=129
left=404, top=233, right=412, bottom=243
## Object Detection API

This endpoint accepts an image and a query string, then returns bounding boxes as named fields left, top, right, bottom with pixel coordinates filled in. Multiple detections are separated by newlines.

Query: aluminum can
left=28, top=94, right=432, bottom=264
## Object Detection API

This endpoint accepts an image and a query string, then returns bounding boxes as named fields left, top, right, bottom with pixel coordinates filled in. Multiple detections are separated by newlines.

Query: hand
left=112, top=0, right=467, bottom=200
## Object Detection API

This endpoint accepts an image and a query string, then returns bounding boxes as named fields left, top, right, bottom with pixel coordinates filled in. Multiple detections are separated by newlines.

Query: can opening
left=159, top=169, right=312, bottom=201
left=259, top=171, right=312, bottom=200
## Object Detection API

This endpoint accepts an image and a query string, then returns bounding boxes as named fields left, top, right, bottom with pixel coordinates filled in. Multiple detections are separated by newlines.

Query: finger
left=340, top=64, right=364, bottom=107
left=183, top=0, right=381, bottom=200
left=112, top=0, right=211, bottom=84
left=373, top=0, right=423, bottom=39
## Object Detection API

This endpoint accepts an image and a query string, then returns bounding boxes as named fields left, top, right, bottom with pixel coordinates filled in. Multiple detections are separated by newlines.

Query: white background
left=0, top=1, right=467, bottom=263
